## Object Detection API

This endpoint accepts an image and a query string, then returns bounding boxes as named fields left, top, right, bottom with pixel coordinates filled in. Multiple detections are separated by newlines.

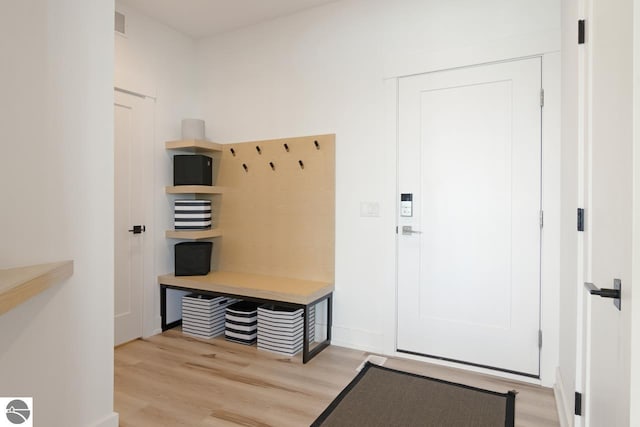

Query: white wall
left=115, top=2, right=199, bottom=330
left=0, top=1, right=116, bottom=426
left=195, top=0, right=561, bottom=384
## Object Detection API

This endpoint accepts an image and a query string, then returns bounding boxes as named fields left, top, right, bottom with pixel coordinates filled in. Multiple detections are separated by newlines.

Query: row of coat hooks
left=230, top=139, right=320, bottom=172
left=240, top=159, right=305, bottom=172
left=229, top=139, right=320, bottom=158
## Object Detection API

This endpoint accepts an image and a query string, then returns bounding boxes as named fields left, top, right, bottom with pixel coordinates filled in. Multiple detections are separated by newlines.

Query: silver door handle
left=402, top=226, right=422, bottom=235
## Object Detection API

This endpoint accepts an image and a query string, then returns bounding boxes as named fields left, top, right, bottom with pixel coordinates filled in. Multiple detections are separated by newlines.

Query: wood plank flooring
left=114, top=329, right=560, bottom=426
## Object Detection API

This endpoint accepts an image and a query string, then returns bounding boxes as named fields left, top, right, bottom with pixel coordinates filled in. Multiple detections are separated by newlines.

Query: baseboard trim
left=554, top=368, right=572, bottom=427
left=90, top=412, right=119, bottom=427
left=146, top=327, right=162, bottom=337
left=330, top=325, right=385, bottom=354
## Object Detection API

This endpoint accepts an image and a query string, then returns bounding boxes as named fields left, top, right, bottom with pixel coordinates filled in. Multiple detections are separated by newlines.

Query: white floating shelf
left=165, top=229, right=222, bottom=239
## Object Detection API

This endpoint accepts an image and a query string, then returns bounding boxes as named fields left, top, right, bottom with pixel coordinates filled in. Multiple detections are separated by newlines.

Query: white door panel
left=577, top=0, right=633, bottom=423
left=114, top=90, right=153, bottom=346
left=398, top=58, right=542, bottom=376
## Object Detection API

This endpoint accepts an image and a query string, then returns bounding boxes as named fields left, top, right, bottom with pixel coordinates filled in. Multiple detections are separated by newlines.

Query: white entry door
left=397, top=58, right=542, bottom=376
left=576, top=0, right=633, bottom=424
left=114, top=90, right=153, bottom=346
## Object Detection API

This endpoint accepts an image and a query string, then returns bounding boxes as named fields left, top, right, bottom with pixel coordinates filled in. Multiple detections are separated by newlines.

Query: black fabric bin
left=175, top=242, right=212, bottom=276
left=173, top=154, right=212, bottom=186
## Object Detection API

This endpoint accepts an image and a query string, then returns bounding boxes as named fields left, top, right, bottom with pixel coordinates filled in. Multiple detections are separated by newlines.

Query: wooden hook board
left=216, top=134, right=335, bottom=283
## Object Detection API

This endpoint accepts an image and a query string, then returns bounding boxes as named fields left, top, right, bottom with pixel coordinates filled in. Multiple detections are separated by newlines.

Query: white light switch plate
left=360, top=202, right=380, bottom=217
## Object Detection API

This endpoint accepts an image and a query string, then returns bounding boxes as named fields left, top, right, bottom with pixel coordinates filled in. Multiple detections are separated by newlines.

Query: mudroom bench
left=158, top=271, right=333, bottom=363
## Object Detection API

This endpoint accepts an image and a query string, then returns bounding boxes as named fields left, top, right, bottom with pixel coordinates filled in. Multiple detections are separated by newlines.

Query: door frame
left=632, top=1, right=640, bottom=422
left=114, top=86, right=156, bottom=342
left=573, top=0, right=588, bottom=421
left=387, top=52, right=561, bottom=387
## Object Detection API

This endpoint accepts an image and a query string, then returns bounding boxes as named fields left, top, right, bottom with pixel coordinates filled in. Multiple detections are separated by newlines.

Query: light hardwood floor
left=115, top=329, right=560, bottom=426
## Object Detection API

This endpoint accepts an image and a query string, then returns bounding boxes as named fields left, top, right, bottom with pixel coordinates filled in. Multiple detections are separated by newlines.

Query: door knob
left=402, top=226, right=422, bottom=235
left=128, top=225, right=146, bottom=234
left=584, top=279, right=621, bottom=311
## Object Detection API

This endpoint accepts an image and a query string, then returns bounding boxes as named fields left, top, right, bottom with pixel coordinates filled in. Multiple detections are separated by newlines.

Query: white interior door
left=397, top=58, right=542, bottom=376
left=114, top=90, right=153, bottom=346
left=577, top=0, right=633, bottom=424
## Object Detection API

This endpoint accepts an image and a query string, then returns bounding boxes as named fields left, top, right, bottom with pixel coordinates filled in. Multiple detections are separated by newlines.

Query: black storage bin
left=175, top=242, right=212, bottom=276
left=173, top=154, right=212, bottom=186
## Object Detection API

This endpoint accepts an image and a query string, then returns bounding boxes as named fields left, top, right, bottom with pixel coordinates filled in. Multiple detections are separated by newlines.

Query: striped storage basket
left=225, top=301, right=259, bottom=345
left=174, top=199, right=211, bottom=230
left=182, top=294, right=238, bottom=339
left=257, top=305, right=315, bottom=356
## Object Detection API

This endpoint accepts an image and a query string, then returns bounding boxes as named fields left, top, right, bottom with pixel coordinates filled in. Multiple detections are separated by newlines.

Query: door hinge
left=575, top=392, right=583, bottom=416
left=538, top=330, right=543, bottom=348
left=578, top=20, right=586, bottom=44
left=539, top=211, right=544, bottom=228
left=577, top=208, right=585, bottom=231
left=540, top=88, right=545, bottom=108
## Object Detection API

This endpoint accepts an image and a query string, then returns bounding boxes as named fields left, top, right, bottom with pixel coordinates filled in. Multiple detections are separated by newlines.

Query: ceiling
left=118, top=0, right=339, bottom=39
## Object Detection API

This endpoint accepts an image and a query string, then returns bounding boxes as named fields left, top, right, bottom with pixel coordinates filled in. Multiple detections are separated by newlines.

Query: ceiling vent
left=114, top=11, right=125, bottom=34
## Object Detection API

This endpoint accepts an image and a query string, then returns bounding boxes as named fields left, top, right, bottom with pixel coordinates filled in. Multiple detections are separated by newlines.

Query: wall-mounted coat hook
left=242, top=163, right=248, bottom=172
left=314, top=140, right=320, bottom=150
left=298, top=160, right=304, bottom=170
left=256, top=145, right=262, bottom=155
left=269, top=162, right=275, bottom=171
left=230, top=148, right=236, bottom=156
left=283, top=143, right=289, bottom=152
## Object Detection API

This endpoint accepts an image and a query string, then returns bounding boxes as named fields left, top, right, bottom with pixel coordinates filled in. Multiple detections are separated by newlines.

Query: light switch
left=360, top=202, right=380, bottom=217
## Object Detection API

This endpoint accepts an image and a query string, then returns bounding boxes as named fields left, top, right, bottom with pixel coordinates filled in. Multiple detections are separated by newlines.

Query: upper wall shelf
left=0, top=260, right=74, bottom=316
left=165, top=139, right=222, bottom=153
left=165, top=185, right=224, bottom=194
